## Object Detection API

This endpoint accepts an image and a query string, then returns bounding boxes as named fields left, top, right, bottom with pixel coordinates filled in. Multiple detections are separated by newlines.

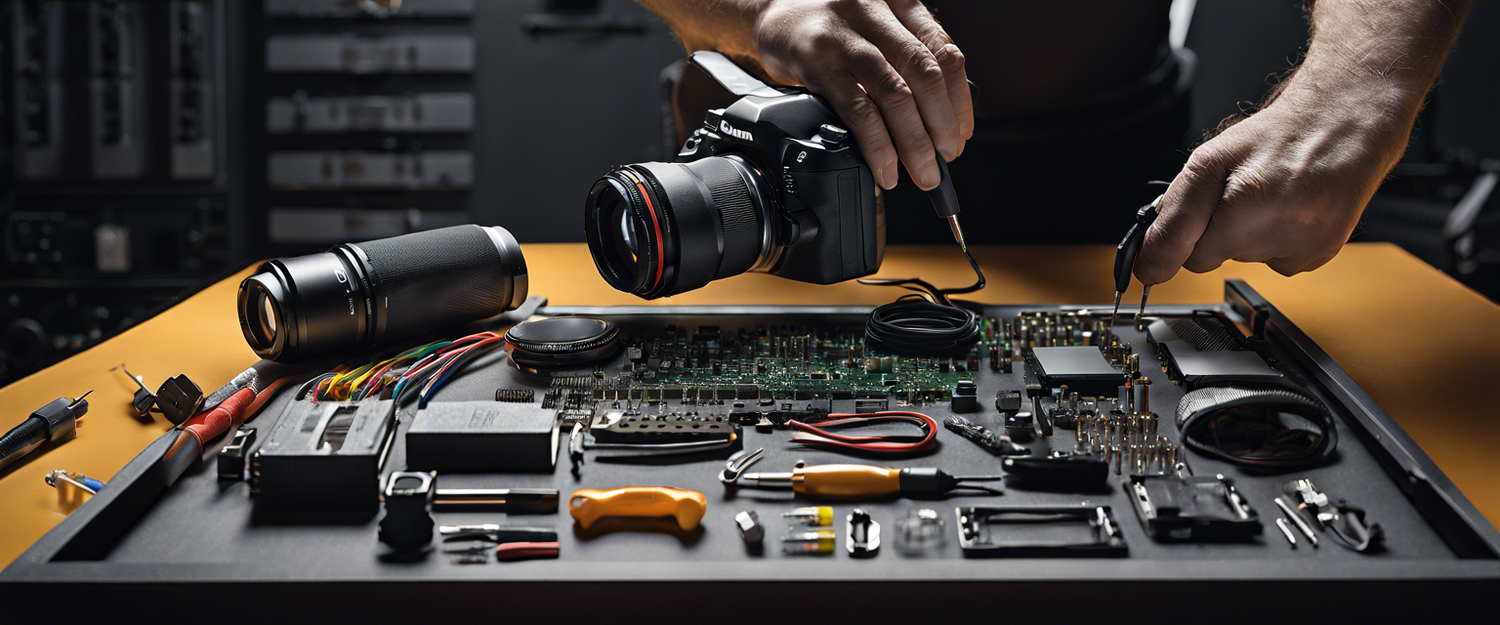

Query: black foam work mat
left=5, top=282, right=1498, bottom=617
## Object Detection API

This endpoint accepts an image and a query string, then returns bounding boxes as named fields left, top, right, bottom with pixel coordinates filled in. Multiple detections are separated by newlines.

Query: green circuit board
left=604, top=323, right=971, bottom=401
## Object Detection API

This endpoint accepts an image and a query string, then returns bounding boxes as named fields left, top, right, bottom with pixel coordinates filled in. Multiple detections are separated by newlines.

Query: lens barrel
left=584, top=156, right=769, bottom=299
left=238, top=225, right=527, bottom=361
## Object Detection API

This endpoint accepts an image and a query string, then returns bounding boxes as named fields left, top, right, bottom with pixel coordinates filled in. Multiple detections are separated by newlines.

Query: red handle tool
left=495, top=542, right=560, bottom=561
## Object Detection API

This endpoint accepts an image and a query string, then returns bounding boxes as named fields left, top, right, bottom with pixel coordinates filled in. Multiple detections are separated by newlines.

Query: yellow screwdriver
left=735, top=461, right=1002, bottom=500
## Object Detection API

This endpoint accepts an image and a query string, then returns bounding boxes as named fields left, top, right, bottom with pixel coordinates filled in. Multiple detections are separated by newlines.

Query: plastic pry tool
left=568, top=487, right=708, bottom=531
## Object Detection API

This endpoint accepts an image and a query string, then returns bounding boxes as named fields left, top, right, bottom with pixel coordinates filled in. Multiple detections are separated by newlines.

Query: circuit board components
left=610, top=324, right=969, bottom=402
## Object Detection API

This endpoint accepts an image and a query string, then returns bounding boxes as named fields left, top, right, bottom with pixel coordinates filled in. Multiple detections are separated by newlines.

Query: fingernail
left=919, top=161, right=941, bottom=189
left=940, top=140, right=958, bottom=162
left=883, top=162, right=899, bottom=189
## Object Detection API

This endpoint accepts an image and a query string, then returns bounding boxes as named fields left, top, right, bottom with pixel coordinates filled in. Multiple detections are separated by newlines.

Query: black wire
left=295, top=372, right=339, bottom=401
left=858, top=246, right=985, bottom=355
left=858, top=247, right=984, bottom=306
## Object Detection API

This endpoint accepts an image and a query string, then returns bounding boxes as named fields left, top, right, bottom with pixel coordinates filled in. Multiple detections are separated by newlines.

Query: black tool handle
left=1002, top=455, right=1109, bottom=487
left=927, top=158, right=960, bottom=218
left=504, top=488, right=561, bottom=514
left=1114, top=198, right=1163, bottom=291
left=0, top=417, right=48, bottom=472
left=0, top=395, right=88, bottom=472
left=1114, top=221, right=1146, bottom=293
left=490, top=528, right=560, bottom=544
left=432, top=488, right=560, bottom=513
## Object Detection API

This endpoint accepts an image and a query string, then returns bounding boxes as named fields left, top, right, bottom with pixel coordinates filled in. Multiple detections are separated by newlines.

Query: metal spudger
left=1108, top=194, right=1165, bottom=329
left=927, top=158, right=965, bottom=251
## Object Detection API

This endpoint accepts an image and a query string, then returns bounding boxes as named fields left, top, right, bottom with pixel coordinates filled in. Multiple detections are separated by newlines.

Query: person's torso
left=928, top=0, right=1173, bottom=116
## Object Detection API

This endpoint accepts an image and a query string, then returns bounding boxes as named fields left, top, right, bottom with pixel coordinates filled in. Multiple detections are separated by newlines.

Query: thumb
left=1134, top=146, right=1233, bottom=285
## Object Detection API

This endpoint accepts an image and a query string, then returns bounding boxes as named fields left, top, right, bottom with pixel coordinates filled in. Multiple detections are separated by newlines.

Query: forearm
left=1285, top=0, right=1471, bottom=151
left=635, top=0, right=769, bottom=68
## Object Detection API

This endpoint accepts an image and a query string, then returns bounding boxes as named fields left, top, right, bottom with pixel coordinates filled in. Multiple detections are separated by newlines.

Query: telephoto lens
left=238, top=225, right=528, bottom=361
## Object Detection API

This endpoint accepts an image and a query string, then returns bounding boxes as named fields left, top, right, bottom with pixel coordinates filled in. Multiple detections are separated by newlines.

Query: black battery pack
left=405, top=401, right=559, bottom=472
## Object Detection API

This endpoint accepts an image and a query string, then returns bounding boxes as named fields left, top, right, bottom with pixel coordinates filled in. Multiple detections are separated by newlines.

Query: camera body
left=677, top=53, right=885, bottom=285
left=584, top=52, right=883, bottom=299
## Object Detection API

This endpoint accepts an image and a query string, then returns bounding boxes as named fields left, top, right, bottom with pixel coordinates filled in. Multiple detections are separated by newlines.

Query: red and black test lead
left=786, top=411, right=939, bottom=454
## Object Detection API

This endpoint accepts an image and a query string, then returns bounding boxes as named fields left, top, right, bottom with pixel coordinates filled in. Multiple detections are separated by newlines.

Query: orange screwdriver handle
left=568, top=487, right=708, bottom=531
left=794, top=464, right=902, bottom=499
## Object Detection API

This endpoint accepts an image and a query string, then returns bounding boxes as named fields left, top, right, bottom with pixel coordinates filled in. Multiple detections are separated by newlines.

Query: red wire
left=404, top=333, right=497, bottom=381
left=787, top=411, right=938, bottom=453
left=420, top=335, right=507, bottom=397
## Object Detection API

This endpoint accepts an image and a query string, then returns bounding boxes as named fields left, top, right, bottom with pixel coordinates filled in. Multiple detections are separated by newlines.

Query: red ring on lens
left=636, top=181, right=665, bottom=294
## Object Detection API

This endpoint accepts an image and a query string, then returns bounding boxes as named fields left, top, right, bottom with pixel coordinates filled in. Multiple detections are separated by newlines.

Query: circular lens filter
left=504, top=317, right=623, bottom=370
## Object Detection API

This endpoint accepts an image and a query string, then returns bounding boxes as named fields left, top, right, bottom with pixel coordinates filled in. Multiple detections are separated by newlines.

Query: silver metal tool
left=720, top=447, right=764, bottom=484
left=947, top=216, right=967, bottom=252
left=440, top=524, right=504, bottom=537
left=1275, top=497, right=1319, bottom=547
left=1133, top=285, right=1153, bottom=330
left=45, top=469, right=103, bottom=495
left=1276, top=518, right=1298, bottom=547
left=443, top=543, right=495, bottom=556
left=1223, top=476, right=1251, bottom=520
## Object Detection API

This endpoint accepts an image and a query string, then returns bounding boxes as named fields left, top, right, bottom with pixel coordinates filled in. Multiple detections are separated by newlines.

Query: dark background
left=2, top=0, right=1497, bottom=385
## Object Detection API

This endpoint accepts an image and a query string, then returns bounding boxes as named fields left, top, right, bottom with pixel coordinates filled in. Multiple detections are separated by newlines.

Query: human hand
left=752, top=0, right=974, bottom=191
left=1134, top=82, right=1417, bottom=283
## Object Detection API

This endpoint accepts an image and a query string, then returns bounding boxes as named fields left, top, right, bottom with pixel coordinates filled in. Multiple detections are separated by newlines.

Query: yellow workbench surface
left=2, top=242, right=1497, bottom=567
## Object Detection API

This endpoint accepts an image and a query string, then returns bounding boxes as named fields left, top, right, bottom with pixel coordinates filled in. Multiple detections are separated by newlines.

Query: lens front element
left=584, top=156, right=769, bottom=299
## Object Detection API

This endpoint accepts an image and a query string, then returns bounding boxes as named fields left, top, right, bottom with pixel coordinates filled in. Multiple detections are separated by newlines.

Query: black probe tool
left=928, top=158, right=966, bottom=251
left=926, top=79, right=978, bottom=251
left=0, top=391, right=91, bottom=472
left=1109, top=194, right=1164, bottom=329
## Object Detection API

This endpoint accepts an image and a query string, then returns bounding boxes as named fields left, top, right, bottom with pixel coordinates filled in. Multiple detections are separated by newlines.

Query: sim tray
left=956, top=505, right=1127, bottom=557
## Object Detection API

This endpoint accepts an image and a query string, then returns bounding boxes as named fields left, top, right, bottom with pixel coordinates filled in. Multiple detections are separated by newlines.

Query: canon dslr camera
left=585, top=51, right=884, bottom=299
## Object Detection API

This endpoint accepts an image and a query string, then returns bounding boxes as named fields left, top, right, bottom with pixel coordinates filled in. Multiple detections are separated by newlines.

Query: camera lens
left=238, top=225, right=528, bottom=361
left=585, top=156, right=770, bottom=299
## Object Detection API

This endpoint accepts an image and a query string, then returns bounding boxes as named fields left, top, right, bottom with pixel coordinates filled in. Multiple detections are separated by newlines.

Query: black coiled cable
left=859, top=248, right=985, bottom=356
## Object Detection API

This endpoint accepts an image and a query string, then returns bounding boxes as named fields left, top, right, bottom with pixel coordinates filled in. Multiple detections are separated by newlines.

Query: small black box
left=255, top=400, right=394, bottom=513
left=406, top=401, right=558, bottom=472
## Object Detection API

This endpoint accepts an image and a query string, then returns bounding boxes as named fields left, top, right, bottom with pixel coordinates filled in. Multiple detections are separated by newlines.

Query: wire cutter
left=1109, top=194, right=1165, bottom=329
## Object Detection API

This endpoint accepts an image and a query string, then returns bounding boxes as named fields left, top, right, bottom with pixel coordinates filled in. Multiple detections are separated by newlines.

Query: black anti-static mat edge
left=6, top=287, right=1500, bottom=593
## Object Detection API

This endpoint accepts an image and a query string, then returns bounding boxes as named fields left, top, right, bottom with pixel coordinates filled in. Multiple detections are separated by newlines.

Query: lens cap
left=504, top=317, right=623, bottom=370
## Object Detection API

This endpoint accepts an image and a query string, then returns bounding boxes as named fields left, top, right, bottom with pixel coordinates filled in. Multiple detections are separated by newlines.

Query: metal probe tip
left=946, top=215, right=966, bottom=252
left=1107, top=292, right=1123, bottom=329
left=1133, top=284, right=1153, bottom=330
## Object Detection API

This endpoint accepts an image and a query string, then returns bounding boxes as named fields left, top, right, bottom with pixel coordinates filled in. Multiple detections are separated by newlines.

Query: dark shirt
left=929, top=1, right=1172, bottom=116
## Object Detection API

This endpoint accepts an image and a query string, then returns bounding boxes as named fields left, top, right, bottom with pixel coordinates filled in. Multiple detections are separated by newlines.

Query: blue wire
left=419, top=343, right=502, bottom=408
